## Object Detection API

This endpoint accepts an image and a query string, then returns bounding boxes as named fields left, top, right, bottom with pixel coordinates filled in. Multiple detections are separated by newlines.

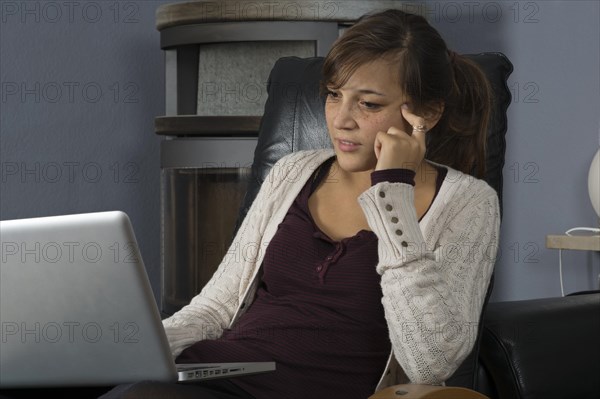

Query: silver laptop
left=0, top=211, right=275, bottom=388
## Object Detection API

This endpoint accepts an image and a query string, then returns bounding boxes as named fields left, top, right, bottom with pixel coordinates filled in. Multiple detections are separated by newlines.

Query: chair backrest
left=236, top=54, right=513, bottom=389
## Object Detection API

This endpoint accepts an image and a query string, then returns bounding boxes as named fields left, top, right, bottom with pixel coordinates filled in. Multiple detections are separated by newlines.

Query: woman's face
left=325, top=58, right=413, bottom=173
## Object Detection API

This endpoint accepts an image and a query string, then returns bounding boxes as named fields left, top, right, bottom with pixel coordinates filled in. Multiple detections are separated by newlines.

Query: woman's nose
left=332, top=102, right=358, bottom=130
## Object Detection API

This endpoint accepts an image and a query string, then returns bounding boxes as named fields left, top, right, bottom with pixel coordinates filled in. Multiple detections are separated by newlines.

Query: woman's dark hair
left=321, top=9, right=492, bottom=177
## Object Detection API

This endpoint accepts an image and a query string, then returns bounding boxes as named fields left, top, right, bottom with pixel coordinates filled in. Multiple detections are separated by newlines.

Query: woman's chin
left=334, top=153, right=377, bottom=174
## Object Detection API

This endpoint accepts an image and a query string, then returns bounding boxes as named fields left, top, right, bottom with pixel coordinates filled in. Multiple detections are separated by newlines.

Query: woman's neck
left=332, top=159, right=433, bottom=191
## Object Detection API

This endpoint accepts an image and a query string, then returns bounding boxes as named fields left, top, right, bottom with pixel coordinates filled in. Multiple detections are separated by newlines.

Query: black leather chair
left=234, top=53, right=513, bottom=397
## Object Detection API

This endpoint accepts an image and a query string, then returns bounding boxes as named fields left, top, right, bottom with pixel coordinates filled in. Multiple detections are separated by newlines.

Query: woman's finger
left=400, top=103, right=422, bottom=130
left=401, top=103, right=430, bottom=130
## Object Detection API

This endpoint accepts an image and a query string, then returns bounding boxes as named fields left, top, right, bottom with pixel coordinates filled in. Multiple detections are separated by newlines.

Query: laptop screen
left=0, top=211, right=177, bottom=388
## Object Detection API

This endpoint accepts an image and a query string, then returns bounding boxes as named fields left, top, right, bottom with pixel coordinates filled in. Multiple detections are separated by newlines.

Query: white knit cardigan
left=162, top=149, right=500, bottom=393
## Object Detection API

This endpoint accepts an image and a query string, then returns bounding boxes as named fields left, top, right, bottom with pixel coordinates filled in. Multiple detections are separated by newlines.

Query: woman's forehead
left=335, top=59, right=403, bottom=92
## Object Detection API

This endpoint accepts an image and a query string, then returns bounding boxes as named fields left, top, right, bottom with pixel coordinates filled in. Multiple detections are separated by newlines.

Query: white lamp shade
left=589, top=149, right=600, bottom=218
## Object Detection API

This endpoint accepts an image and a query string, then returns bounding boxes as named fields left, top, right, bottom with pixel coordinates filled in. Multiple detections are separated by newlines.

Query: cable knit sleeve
left=358, top=176, right=500, bottom=385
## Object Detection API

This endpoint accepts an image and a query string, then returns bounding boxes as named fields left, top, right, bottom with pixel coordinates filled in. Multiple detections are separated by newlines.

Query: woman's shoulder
left=261, top=149, right=335, bottom=189
left=435, top=163, right=499, bottom=203
left=426, top=164, right=500, bottom=226
left=269, top=149, right=335, bottom=175
left=275, top=148, right=335, bottom=164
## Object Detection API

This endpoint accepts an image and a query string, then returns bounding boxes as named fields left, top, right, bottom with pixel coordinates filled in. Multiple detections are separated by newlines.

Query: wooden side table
left=546, top=235, right=600, bottom=251
left=546, top=234, right=600, bottom=292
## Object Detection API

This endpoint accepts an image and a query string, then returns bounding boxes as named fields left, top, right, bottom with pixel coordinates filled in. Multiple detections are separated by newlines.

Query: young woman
left=102, top=8, right=499, bottom=399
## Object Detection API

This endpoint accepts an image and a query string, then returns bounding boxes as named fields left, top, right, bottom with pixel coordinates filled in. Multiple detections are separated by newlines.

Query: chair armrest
left=368, top=384, right=490, bottom=399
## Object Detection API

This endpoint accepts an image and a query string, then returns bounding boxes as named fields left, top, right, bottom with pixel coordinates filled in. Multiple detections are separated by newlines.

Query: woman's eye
left=326, top=90, right=339, bottom=99
left=360, top=101, right=381, bottom=110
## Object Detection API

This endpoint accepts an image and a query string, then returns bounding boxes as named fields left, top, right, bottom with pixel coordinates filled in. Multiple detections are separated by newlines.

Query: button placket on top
left=313, top=231, right=347, bottom=284
left=318, top=242, right=345, bottom=284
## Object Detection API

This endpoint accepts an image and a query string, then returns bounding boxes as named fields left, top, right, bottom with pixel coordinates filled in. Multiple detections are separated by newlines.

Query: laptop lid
left=0, top=211, right=178, bottom=388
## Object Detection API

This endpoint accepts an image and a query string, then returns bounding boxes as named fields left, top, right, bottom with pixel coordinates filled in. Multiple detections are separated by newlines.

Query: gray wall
left=0, top=0, right=170, bottom=301
left=1, top=0, right=598, bottom=304
left=426, top=0, right=600, bottom=301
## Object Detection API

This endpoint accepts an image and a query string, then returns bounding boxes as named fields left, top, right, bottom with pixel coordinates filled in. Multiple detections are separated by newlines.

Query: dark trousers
left=1, top=379, right=256, bottom=399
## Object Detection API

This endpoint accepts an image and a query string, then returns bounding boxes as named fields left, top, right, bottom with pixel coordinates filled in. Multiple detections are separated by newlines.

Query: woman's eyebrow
left=329, top=86, right=388, bottom=97
left=354, top=88, right=387, bottom=96
left=357, top=89, right=385, bottom=97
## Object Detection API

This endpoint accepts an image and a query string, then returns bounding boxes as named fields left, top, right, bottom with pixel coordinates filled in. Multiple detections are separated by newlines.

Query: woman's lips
left=337, top=138, right=361, bottom=152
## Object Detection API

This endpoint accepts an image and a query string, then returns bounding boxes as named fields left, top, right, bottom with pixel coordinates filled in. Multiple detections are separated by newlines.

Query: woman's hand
left=374, top=104, right=428, bottom=171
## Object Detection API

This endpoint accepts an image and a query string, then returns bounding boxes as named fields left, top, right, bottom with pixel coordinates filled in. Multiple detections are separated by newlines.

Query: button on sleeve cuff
left=358, top=182, right=433, bottom=274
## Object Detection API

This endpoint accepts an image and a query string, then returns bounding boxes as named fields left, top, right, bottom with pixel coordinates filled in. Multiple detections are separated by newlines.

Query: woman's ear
left=423, top=102, right=445, bottom=129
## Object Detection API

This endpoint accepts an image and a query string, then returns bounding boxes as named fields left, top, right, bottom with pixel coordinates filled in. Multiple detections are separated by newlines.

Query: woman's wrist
left=371, top=169, right=416, bottom=186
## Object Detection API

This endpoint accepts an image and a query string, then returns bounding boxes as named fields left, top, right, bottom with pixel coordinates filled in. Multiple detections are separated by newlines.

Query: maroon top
left=177, top=158, right=447, bottom=399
